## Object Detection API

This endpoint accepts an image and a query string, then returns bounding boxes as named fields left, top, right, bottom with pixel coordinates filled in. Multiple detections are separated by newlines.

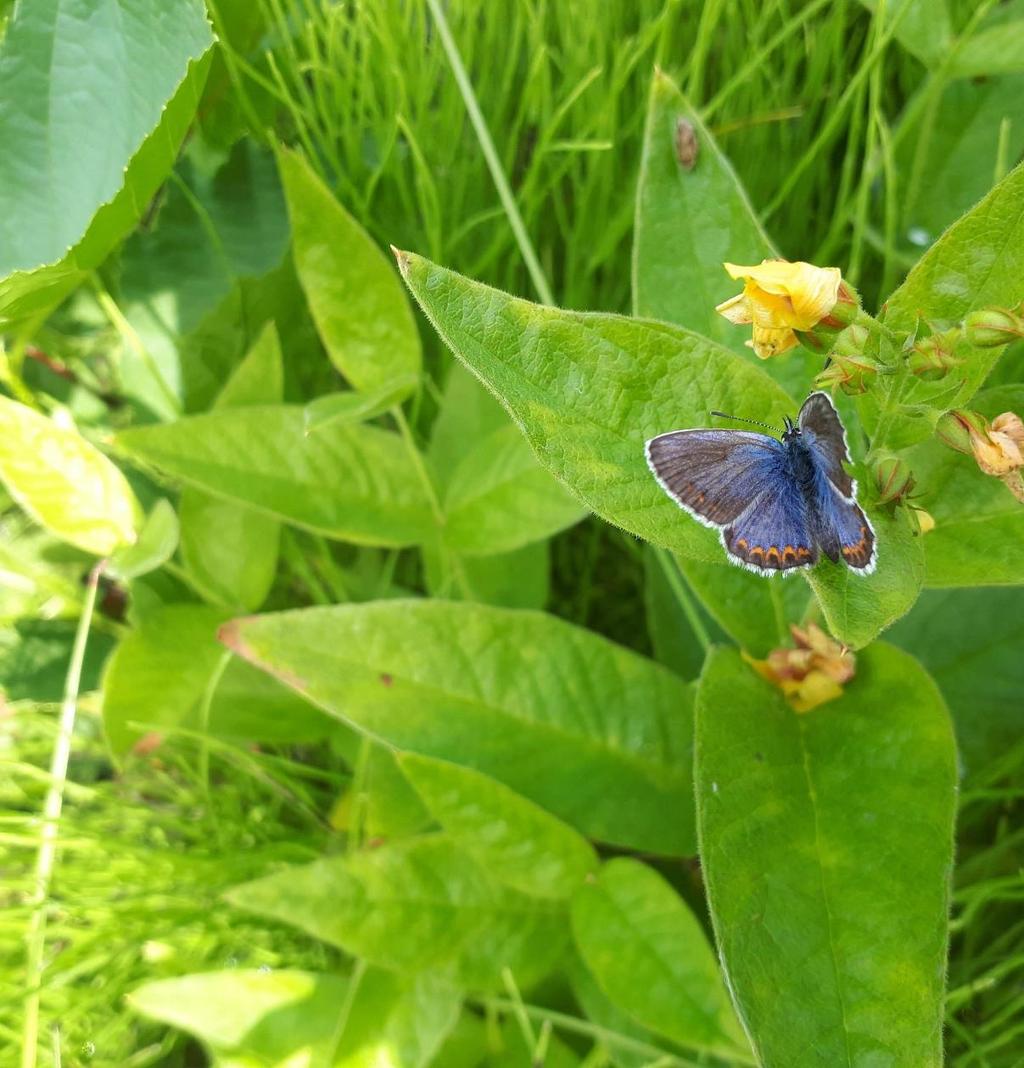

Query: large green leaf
left=887, top=587, right=1024, bottom=781
left=0, top=396, right=140, bottom=555
left=805, top=503, right=925, bottom=649
left=0, top=619, right=115, bottom=702
left=101, top=604, right=327, bottom=756
left=858, top=0, right=951, bottom=65
left=398, top=753, right=598, bottom=899
left=128, top=967, right=460, bottom=1068
left=632, top=71, right=810, bottom=398
left=278, top=145, right=420, bottom=399
left=696, top=645, right=957, bottom=1068
left=117, top=407, right=433, bottom=547
left=570, top=858, right=747, bottom=1059
left=949, top=18, right=1024, bottom=78
left=397, top=251, right=794, bottom=565
left=441, top=424, right=587, bottom=554
left=179, top=323, right=283, bottom=611
left=226, top=836, right=566, bottom=988
left=0, top=0, right=213, bottom=320
left=911, top=385, right=1024, bottom=587
left=220, top=600, right=696, bottom=855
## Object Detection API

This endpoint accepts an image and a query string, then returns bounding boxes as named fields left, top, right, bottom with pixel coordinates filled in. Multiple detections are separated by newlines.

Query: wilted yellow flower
left=973, top=412, right=1024, bottom=475
left=715, top=260, right=849, bottom=359
left=747, top=623, right=855, bottom=713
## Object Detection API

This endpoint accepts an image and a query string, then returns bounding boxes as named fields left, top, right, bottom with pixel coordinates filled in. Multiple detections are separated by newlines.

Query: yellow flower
left=971, top=412, right=1024, bottom=476
left=746, top=623, right=855, bottom=713
left=715, top=260, right=846, bottom=359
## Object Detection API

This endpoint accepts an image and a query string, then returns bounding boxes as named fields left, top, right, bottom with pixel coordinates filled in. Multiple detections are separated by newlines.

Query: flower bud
left=908, top=329, right=961, bottom=380
left=873, top=455, right=915, bottom=505
left=832, top=322, right=870, bottom=358
left=973, top=413, right=1024, bottom=476
left=964, top=305, right=1024, bottom=349
left=814, top=351, right=880, bottom=395
left=935, top=409, right=988, bottom=455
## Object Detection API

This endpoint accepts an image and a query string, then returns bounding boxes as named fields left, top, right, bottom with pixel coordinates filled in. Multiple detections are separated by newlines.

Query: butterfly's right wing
left=645, top=429, right=786, bottom=528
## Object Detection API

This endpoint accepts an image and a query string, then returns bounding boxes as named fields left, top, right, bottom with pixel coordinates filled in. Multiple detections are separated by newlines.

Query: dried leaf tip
left=746, top=622, right=855, bottom=713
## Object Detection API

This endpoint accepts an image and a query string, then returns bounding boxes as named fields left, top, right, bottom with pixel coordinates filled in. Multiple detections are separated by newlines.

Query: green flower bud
left=873, top=455, right=915, bottom=505
left=814, top=351, right=880, bottom=395
left=964, top=305, right=1024, bottom=348
left=908, top=329, right=961, bottom=380
left=934, top=409, right=988, bottom=455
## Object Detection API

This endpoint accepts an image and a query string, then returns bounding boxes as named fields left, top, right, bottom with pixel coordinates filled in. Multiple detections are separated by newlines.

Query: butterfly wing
left=807, top=471, right=877, bottom=572
left=645, top=430, right=785, bottom=527
left=722, top=480, right=818, bottom=573
left=798, top=391, right=855, bottom=499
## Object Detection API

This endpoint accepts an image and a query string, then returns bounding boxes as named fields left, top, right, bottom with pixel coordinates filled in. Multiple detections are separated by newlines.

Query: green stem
left=21, top=561, right=104, bottom=1068
left=654, top=548, right=711, bottom=653
left=197, top=650, right=232, bottom=802
left=423, top=0, right=554, bottom=306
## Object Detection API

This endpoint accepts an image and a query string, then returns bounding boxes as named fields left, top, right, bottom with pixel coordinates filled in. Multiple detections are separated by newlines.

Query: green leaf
left=0, top=619, right=115, bottom=702
left=441, top=424, right=587, bottom=554
left=423, top=540, right=550, bottom=610
left=696, top=645, right=957, bottom=1068
left=117, top=407, right=434, bottom=547
left=278, top=145, right=421, bottom=398
left=642, top=547, right=715, bottom=680
left=632, top=72, right=810, bottom=398
left=179, top=323, right=284, bottom=610
left=226, top=836, right=566, bottom=988
left=858, top=0, right=951, bottom=65
left=571, top=858, right=746, bottom=1059
left=304, top=379, right=418, bottom=434
left=877, top=162, right=1024, bottom=448
left=108, top=499, right=178, bottom=581
left=887, top=587, right=1024, bottom=781
left=949, top=19, right=1024, bottom=78
left=101, top=604, right=327, bottom=756
left=678, top=556, right=810, bottom=657
left=0, top=397, right=140, bottom=555
left=128, top=967, right=461, bottom=1068
left=397, top=251, right=794, bottom=565
left=398, top=752, right=598, bottom=899
left=805, top=502, right=925, bottom=649
left=911, top=385, right=1024, bottom=587
left=0, top=0, right=214, bottom=320
left=220, top=600, right=696, bottom=855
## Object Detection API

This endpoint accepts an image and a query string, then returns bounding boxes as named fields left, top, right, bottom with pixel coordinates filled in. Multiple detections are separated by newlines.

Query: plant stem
left=423, top=0, right=555, bottom=306
left=654, top=547, right=711, bottom=653
left=21, top=561, right=104, bottom=1068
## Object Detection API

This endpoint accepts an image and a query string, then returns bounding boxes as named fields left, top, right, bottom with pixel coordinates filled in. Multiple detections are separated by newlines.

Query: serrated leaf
left=0, top=0, right=214, bottom=320
left=226, top=836, right=566, bottom=988
left=220, top=600, right=696, bottom=855
left=696, top=645, right=957, bottom=1068
left=108, top=499, right=178, bottom=581
left=442, top=424, right=587, bottom=554
left=179, top=323, right=283, bottom=610
left=397, top=251, right=794, bottom=565
left=278, top=145, right=420, bottom=398
left=887, top=586, right=1024, bottom=781
left=632, top=71, right=810, bottom=399
left=806, top=502, right=925, bottom=649
left=117, top=407, right=434, bottom=547
left=911, top=384, right=1024, bottom=587
left=571, top=858, right=746, bottom=1059
left=398, top=753, right=598, bottom=899
left=0, top=397, right=139, bottom=555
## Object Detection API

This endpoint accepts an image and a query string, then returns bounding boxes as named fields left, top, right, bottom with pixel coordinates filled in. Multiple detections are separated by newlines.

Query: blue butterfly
left=645, top=391, right=876, bottom=576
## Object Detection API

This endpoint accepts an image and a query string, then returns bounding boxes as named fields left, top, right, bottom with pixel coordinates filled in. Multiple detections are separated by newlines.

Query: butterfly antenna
left=709, top=410, right=779, bottom=432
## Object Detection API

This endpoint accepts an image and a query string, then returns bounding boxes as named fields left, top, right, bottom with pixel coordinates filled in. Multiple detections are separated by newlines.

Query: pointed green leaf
left=571, top=858, right=747, bottom=1059
left=278, top=145, right=420, bottom=397
left=180, top=323, right=283, bottom=610
left=117, top=407, right=433, bottom=547
left=442, top=424, right=587, bottom=554
left=108, top=499, right=178, bottom=581
left=423, top=540, right=550, bottom=610
left=398, top=752, right=598, bottom=899
left=912, top=385, right=1024, bottom=587
left=0, top=397, right=139, bottom=555
left=397, top=251, right=794, bottom=564
left=0, top=0, right=214, bottom=320
left=858, top=0, right=951, bottom=65
left=696, top=645, right=957, bottom=1068
left=304, top=378, right=418, bottom=434
left=632, top=71, right=810, bottom=398
left=949, top=18, right=1024, bottom=78
left=806, top=503, right=926, bottom=649
left=226, top=836, right=566, bottom=988
left=220, top=600, right=696, bottom=855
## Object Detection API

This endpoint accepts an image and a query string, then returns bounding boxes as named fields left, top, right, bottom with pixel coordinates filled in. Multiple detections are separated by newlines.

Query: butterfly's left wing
left=808, top=474, right=877, bottom=573
left=722, top=480, right=818, bottom=574
left=799, top=391, right=855, bottom=499
left=645, top=429, right=785, bottom=528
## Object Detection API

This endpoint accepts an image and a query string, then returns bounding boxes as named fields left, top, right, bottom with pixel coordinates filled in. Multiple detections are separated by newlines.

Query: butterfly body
left=646, top=392, right=876, bottom=576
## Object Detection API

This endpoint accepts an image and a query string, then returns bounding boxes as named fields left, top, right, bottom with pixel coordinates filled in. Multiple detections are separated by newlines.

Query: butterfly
left=645, top=391, right=876, bottom=576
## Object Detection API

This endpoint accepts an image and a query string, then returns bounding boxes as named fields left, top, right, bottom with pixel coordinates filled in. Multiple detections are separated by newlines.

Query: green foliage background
left=1, top=1, right=1022, bottom=1066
